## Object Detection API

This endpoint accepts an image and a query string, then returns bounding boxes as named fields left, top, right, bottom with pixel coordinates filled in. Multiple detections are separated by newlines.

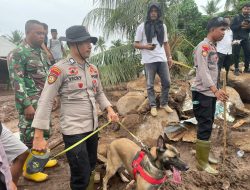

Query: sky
left=0, top=0, right=226, bottom=39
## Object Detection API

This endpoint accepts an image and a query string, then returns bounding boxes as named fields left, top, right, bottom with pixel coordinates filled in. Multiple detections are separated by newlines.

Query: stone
left=121, top=114, right=141, bottom=129
left=136, top=109, right=179, bottom=146
left=228, top=71, right=250, bottom=102
left=116, top=92, right=146, bottom=116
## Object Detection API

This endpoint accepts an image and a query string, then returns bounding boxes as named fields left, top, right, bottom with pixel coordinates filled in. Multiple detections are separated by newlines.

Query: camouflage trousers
left=18, top=114, right=50, bottom=149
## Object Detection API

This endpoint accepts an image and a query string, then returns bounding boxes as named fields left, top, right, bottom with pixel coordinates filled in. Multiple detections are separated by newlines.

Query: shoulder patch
left=201, top=44, right=210, bottom=57
left=89, top=65, right=98, bottom=75
left=50, top=66, right=61, bottom=77
left=48, top=66, right=61, bottom=84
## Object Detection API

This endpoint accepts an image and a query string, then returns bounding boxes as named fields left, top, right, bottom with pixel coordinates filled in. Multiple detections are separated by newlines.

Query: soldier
left=192, top=17, right=229, bottom=175
left=7, top=20, right=57, bottom=182
left=31, top=25, right=119, bottom=190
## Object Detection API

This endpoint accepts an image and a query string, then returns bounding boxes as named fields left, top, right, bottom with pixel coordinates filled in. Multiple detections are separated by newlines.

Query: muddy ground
left=1, top=89, right=250, bottom=190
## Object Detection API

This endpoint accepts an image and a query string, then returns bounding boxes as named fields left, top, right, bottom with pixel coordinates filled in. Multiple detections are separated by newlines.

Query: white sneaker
left=150, top=107, right=158, bottom=116
left=161, top=105, right=173, bottom=113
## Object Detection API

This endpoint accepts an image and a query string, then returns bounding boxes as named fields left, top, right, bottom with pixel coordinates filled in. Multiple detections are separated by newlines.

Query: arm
left=7, top=51, right=32, bottom=109
left=41, top=43, right=54, bottom=61
left=32, top=65, right=64, bottom=151
left=133, top=24, right=155, bottom=50
left=164, top=42, right=173, bottom=67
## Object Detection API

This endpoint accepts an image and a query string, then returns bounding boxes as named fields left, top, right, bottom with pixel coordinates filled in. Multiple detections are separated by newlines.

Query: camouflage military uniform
left=7, top=40, right=50, bottom=148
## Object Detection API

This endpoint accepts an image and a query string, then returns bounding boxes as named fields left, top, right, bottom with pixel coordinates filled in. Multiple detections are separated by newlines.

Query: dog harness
left=132, top=151, right=167, bottom=185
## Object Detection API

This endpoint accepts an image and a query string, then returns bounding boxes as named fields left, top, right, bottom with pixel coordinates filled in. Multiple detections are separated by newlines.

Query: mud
left=1, top=89, right=250, bottom=190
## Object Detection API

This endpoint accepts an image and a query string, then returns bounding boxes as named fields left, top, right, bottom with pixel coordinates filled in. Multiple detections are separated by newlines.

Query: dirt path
left=1, top=93, right=250, bottom=190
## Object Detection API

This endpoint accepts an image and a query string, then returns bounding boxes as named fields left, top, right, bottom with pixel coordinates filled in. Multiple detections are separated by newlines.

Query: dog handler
left=31, top=25, right=119, bottom=190
left=192, top=17, right=228, bottom=175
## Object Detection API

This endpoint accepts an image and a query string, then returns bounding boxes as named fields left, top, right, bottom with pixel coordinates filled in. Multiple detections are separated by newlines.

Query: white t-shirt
left=216, top=29, right=233, bottom=55
left=134, top=22, right=168, bottom=64
left=48, top=38, right=63, bottom=60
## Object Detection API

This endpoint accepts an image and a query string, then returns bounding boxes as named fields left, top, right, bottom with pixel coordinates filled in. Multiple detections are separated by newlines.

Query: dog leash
left=51, top=121, right=112, bottom=159
left=118, top=122, right=150, bottom=152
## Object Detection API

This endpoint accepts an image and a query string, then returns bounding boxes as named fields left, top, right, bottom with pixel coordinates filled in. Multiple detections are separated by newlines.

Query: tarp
left=0, top=36, right=16, bottom=57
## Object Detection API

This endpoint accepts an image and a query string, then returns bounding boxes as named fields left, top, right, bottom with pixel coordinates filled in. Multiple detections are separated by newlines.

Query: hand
left=9, top=181, right=17, bottom=190
left=144, top=44, right=156, bottom=50
left=107, top=108, right=119, bottom=122
left=33, top=136, right=48, bottom=152
left=47, top=53, right=54, bottom=61
left=168, top=57, right=173, bottom=68
left=24, top=105, right=35, bottom=120
left=215, top=89, right=228, bottom=102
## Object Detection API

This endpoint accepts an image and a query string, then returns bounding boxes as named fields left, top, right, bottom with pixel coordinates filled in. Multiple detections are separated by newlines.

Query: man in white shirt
left=48, top=29, right=65, bottom=64
left=217, top=17, right=233, bottom=84
left=134, top=2, right=173, bottom=117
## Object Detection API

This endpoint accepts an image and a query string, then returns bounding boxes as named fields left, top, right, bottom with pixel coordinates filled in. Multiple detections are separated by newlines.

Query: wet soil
left=1, top=90, right=250, bottom=190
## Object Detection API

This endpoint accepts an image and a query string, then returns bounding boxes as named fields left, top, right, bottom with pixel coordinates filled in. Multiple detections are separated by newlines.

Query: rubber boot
left=196, top=139, right=219, bottom=175
left=45, top=159, right=58, bottom=168
left=208, top=152, right=219, bottom=164
left=86, top=170, right=95, bottom=190
left=23, top=153, right=48, bottom=182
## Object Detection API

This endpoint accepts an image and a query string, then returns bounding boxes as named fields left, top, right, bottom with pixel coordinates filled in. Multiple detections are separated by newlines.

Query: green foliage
left=7, top=30, right=23, bottom=45
left=90, top=43, right=141, bottom=86
left=201, top=0, right=222, bottom=16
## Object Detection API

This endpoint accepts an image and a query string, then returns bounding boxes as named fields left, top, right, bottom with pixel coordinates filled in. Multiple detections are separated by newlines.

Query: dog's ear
left=157, top=135, right=166, bottom=149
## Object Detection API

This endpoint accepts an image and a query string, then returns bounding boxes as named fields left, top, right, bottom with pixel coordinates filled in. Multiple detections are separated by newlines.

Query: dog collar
left=132, top=151, right=167, bottom=185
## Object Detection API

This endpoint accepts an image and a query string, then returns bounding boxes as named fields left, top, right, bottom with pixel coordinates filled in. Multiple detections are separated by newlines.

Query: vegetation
left=83, top=0, right=246, bottom=86
left=7, top=30, right=23, bottom=45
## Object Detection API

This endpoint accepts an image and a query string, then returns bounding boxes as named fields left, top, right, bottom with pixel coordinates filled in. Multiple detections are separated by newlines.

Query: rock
left=228, top=71, right=250, bottom=102
left=182, top=126, right=197, bottom=142
left=226, top=86, right=245, bottom=109
left=121, top=114, right=142, bottom=129
left=136, top=109, right=179, bottom=146
left=137, top=98, right=150, bottom=113
left=116, top=92, right=146, bottom=116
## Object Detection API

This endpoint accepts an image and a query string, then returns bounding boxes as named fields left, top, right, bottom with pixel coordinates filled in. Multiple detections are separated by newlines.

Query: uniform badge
left=48, top=66, right=61, bottom=84
left=68, top=67, right=78, bottom=75
left=48, top=74, right=57, bottom=84
left=202, top=51, right=208, bottom=57
left=50, top=66, right=61, bottom=76
left=201, top=44, right=210, bottom=57
left=89, top=65, right=98, bottom=75
left=78, top=83, right=83, bottom=88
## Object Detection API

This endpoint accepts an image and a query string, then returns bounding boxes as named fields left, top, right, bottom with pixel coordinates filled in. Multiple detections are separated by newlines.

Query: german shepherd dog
left=103, top=136, right=189, bottom=190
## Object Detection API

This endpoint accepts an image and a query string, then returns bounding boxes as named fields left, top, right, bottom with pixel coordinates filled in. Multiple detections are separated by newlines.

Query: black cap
left=59, top=25, right=97, bottom=44
left=206, top=17, right=229, bottom=31
left=51, top=29, right=57, bottom=33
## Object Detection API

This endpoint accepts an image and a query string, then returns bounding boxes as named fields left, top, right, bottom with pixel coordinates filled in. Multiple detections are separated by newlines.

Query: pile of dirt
left=1, top=78, right=250, bottom=190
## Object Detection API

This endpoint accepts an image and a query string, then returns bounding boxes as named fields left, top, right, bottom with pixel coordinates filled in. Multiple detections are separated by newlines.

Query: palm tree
left=110, top=39, right=123, bottom=49
left=94, top=36, right=106, bottom=65
left=83, top=0, right=191, bottom=86
left=201, top=0, right=222, bottom=16
left=7, top=30, right=23, bottom=45
left=224, top=0, right=238, bottom=10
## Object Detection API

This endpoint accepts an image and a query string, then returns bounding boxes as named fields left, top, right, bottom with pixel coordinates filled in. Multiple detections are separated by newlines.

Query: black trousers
left=217, top=53, right=231, bottom=84
left=233, top=39, right=250, bottom=70
left=192, top=91, right=216, bottom=141
left=63, top=132, right=98, bottom=190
